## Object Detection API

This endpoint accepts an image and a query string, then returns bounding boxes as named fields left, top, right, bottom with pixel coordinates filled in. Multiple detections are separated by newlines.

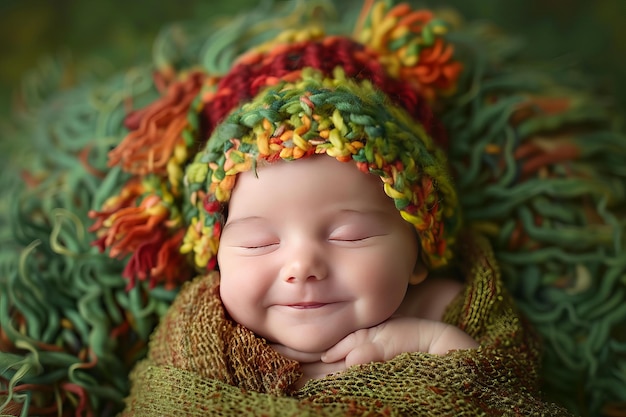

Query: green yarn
left=0, top=58, right=178, bottom=415
left=442, top=24, right=626, bottom=414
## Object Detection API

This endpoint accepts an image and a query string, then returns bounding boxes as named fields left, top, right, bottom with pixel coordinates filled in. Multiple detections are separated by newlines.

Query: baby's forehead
left=229, top=156, right=389, bottom=204
left=222, top=156, right=413, bottom=237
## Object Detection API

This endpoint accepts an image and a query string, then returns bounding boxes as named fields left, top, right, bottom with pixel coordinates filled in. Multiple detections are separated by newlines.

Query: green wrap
left=122, top=232, right=570, bottom=416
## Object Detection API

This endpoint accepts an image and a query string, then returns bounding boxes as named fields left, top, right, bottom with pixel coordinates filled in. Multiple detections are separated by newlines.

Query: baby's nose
left=280, top=243, right=328, bottom=283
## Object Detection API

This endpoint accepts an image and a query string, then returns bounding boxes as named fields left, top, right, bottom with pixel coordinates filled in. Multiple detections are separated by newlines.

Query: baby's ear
left=409, top=261, right=428, bottom=285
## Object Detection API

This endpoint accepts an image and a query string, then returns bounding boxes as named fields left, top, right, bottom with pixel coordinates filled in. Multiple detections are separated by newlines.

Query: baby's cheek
left=219, top=266, right=269, bottom=322
left=218, top=277, right=236, bottom=311
left=220, top=277, right=252, bottom=322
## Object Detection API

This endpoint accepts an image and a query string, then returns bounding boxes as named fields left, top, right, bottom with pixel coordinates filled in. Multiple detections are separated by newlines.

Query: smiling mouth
left=287, top=302, right=328, bottom=309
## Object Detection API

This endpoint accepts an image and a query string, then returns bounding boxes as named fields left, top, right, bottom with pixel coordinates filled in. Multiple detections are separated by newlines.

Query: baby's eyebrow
left=222, top=216, right=266, bottom=230
left=334, top=208, right=393, bottom=220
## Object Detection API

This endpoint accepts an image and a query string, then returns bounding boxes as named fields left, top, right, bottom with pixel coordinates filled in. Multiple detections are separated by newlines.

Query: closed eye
left=328, top=234, right=385, bottom=245
left=241, top=242, right=278, bottom=249
left=329, top=236, right=372, bottom=242
left=233, top=242, right=279, bottom=256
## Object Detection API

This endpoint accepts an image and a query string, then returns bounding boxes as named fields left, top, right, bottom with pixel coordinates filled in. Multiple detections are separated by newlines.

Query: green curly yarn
left=441, top=25, right=626, bottom=414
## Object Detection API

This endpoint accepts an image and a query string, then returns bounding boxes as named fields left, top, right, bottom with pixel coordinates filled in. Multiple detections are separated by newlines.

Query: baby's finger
left=344, top=343, right=385, bottom=368
left=322, top=329, right=370, bottom=363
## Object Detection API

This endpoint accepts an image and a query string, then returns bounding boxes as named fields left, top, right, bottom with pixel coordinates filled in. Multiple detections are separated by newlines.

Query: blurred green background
left=1, top=0, right=625, bottom=119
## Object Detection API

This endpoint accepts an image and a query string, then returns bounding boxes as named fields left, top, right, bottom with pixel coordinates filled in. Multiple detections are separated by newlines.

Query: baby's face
left=217, top=156, right=419, bottom=354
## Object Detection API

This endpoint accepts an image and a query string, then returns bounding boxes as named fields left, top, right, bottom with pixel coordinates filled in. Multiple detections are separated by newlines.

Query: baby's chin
left=268, top=336, right=342, bottom=362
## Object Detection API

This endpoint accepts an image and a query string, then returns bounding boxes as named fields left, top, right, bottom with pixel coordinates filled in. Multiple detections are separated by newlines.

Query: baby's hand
left=271, top=318, right=477, bottom=388
left=321, top=317, right=413, bottom=367
left=322, top=316, right=477, bottom=367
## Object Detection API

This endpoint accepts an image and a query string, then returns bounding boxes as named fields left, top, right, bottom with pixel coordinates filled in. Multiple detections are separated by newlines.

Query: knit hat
left=181, top=66, right=460, bottom=272
left=89, top=1, right=464, bottom=288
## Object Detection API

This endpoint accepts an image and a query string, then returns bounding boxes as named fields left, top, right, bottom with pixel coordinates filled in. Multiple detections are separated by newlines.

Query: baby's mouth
left=287, top=302, right=328, bottom=309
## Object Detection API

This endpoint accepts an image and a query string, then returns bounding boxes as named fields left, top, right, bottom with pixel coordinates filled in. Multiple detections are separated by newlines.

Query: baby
left=176, top=66, right=480, bottom=388
left=218, top=155, right=478, bottom=387
left=119, top=10, right=571, bottom=416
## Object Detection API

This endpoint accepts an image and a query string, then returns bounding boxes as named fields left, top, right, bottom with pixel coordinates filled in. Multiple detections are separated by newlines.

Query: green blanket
left=122, top=232, right=570, bottom=416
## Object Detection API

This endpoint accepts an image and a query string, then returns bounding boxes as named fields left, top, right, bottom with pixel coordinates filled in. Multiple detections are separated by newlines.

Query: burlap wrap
left=121, top=232, right=570, bottom=416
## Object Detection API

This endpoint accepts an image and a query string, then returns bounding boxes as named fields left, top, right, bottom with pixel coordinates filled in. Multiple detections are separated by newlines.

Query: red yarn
left=200, top=37, right=449, bottom=149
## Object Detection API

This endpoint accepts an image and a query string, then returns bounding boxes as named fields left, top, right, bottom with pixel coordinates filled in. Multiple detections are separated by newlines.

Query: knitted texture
left=88, top=3, right=462, bottom=290
left=122, top=232, right=570, bottom=416
left=181, top=67, right=459, bottom=271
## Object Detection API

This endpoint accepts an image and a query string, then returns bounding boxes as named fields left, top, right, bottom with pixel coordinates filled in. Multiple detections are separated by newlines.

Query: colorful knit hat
left=181, top=66, right=460, bottom=271
left=89, top=1, right=464, bottom=288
